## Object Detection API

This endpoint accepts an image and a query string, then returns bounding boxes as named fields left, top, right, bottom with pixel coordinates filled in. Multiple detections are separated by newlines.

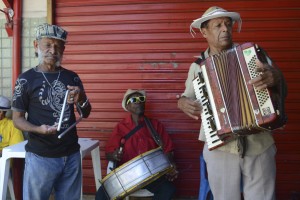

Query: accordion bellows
left=193, top=42, right=286, bottom=150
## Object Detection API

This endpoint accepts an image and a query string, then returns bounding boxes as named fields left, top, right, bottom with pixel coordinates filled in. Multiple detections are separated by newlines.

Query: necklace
left=41, top=70, right=61, bottom=89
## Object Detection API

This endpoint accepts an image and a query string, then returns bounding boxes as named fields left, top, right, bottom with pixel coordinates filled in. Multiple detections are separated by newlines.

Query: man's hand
left=165, top=166, right=179, bottom=182
left=67, top=85, right=82, bottom=104
left=39, top=124, right=57, bottom=135
left=177, top=96, right=202, bottom=120
left=112, top=148, right=123, bottom=162
left=248, top=59, right=281, bottom=90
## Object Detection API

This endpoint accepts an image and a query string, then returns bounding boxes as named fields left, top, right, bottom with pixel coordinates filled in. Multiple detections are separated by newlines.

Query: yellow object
left=0, top=117, right=24, bottom=151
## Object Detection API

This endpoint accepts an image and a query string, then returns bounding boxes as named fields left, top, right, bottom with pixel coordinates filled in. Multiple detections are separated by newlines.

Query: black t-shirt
left=12, top=66, right=84, bottom=157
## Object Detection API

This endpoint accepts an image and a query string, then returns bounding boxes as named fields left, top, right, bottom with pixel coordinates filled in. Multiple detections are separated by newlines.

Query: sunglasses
left=126, top=96, right=146, bottom=105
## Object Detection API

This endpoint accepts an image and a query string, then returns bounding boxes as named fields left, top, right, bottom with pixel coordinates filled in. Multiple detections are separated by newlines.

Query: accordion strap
left=194, top=52, right=205, bottom=65
left=260, top=47, right=288, bottom=126
left=272, top=72, right=288, bottom=125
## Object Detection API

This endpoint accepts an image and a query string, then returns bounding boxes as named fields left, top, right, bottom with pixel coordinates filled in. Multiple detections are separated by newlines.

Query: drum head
left=102, top=148, right=173, bottom=200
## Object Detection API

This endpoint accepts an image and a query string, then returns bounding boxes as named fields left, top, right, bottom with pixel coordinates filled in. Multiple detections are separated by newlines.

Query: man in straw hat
left=0, top=95, right=23, bottom=156
left=178, top=6, right=287, bottom=199
left=95, top=89, right=178, bottom=200
left=12, top=23, right=91, bottom=200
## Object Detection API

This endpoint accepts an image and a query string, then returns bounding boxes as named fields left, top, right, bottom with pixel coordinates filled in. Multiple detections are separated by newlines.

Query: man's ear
left=33, top=40, right=38, bottom=53
left=201, top=28, right=208, bottom=38
left=59, top=40, right=66, bottom=52
left=125, top=104, right=129, bottom=111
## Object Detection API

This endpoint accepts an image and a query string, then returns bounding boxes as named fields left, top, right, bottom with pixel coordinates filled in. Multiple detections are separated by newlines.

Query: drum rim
left=102, top=147, right=163, bottom=182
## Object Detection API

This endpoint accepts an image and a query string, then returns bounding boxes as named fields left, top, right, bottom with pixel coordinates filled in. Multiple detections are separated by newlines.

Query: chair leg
left=80, top=153, right=83, bottom=200
left=8, top=173, right=16, bottom=200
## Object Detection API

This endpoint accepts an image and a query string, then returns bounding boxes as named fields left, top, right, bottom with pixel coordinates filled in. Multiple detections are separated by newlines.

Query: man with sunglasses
left=95, top=89, right=178, bottom=200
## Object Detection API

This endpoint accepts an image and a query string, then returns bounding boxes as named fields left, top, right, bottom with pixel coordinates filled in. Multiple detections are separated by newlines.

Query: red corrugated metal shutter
left=54, top=0, right=300, bottom=198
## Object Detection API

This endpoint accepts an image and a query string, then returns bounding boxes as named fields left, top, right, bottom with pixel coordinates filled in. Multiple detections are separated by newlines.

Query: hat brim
left=122, top=90, right=146, bottom=112
left=38, top=36, right=67, bottom=42
left=191, top=12, right=240, bottom=29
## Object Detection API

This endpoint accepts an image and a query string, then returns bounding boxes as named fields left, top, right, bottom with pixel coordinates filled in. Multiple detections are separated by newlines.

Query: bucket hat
left=0, top=95, right=11, bottom=111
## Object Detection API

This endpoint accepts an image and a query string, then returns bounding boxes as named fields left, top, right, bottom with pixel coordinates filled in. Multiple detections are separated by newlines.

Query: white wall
left=0, top=0, right=47, bottom=97
left=0, top=0, right=47, bottom=19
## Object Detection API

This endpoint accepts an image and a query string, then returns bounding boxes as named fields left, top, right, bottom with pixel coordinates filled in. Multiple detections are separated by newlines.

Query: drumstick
left=112, top=138, right=126, bottom=169
left=58, top=100, right=84, bottom=139
left=118, top=138, right=126, bottom=154
left=57, top=90, right=69, bottom=131
left=57, top=117, right=82, bottom=139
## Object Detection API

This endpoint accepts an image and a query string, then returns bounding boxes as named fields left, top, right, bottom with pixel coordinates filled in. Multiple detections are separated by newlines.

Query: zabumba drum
left=101, top=147, right=173, bottom=200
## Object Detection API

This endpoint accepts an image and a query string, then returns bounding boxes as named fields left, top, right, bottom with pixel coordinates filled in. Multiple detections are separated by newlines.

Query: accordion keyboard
left=193, top=75, right=225, bottom=150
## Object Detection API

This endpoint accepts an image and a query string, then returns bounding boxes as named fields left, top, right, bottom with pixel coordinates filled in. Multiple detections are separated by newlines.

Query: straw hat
left=122, top=89, right=146, bottom=112
left=190, top=6, right=242, bottom=36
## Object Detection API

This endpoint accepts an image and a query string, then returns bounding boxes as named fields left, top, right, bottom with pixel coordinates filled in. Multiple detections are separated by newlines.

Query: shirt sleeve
left=12, top=76, right=30, bottom=112
left=181, top=62, right=201, bottom=99
left=73, top=73, right=86, bottom=92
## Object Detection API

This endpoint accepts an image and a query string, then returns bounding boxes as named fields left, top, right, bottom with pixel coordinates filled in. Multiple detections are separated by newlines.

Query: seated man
left=96, top=89, right=178, bottom=200
left=0, top=95, right=24, bottom=199
left=0, top=95, right=24, bottom=156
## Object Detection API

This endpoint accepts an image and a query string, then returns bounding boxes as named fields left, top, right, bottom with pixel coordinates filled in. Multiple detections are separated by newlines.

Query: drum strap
left=113, top=123, right=144, bottom=169
left=120, top=116, right=163, bottom=149
left=144, top=116, right=163, bottom=148
left=123, top=123, right=144, bottom=140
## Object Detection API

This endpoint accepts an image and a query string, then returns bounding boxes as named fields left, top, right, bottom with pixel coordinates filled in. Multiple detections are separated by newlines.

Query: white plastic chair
left=107, top=161, right=154, bottom=200
left=7, top=173, right=15, bottom=200
left=0, top=157, right=16, bottom=200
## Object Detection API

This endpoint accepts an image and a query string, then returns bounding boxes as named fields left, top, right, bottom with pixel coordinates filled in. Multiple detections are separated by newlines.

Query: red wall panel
left=54, top=0, right=300, bottom=199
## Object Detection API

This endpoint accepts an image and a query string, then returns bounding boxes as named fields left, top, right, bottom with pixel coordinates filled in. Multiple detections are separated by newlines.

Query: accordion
left=193, top=42, right=286, bottom=150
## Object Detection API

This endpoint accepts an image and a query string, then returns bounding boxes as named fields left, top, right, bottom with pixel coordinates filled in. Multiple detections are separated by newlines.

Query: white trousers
left=203, top=143, right=276, bottom=200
